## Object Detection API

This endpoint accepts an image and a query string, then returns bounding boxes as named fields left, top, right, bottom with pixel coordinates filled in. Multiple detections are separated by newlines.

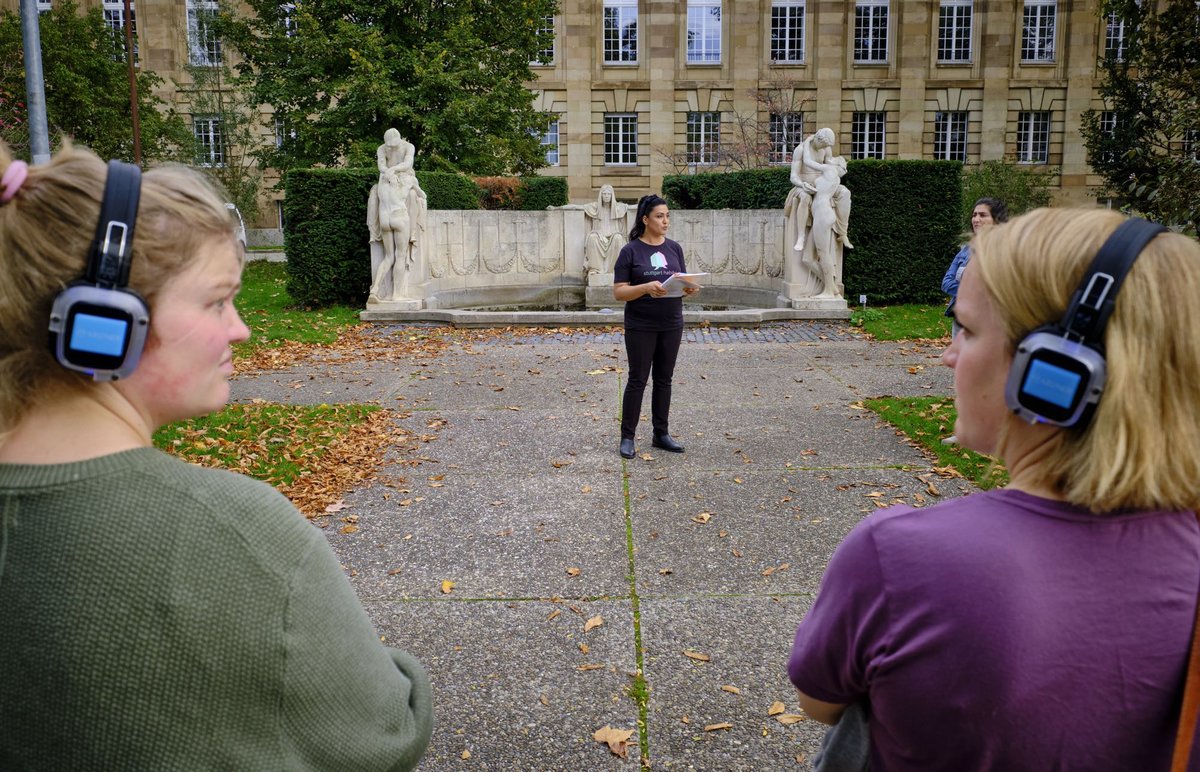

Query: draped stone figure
left=368, top=128, right=427, bottom=302
left=583, top=185, right=630, bottom=276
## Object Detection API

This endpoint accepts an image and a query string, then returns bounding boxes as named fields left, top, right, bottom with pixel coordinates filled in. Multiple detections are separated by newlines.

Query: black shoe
left=619, top=438, right=636, bottom=459
left=652, top=433, right=685, bottom=453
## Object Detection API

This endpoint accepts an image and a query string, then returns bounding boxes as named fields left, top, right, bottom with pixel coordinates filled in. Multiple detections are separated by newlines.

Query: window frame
left=770, top=0, right=806, bottom=64
left=851, top=111, right=886, bottom=159
left=934, top=110, right=968, bottom=161
left=532, top=14, right=555, bottom=65
left=603, top=0, right=638, bottom=65
left=604, top=113, right=638, bottom=166
left=853, top=0, right=890, bottom=65
left=768, top=112, right=804, bottom=164
left=1016, top=110, right=1051, bottom=164
left=1021, top=0, right=1057, bottom=63
left=541, top=119, right=560, bottom=166
left=186, top=0, right=222, bottom=67
left=685, top=111, right=721, bottom=165
left=102, top=0, right=138, bottom=64
left=936, top=0, right=973, bottom=64
left=686, top=0, right=722, bottom=65
left=193, top=115, right=225, bottom=167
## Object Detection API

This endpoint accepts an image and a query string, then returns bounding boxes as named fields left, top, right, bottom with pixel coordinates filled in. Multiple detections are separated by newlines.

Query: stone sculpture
left=368, top=128, right=427, bottom=302
left=583, top=184, right=630, bottom=276
left=783, top=127, right=852, bottom=299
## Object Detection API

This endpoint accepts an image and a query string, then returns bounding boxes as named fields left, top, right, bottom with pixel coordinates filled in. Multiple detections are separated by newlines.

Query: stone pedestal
left=778, top=286, right=849, bottom=315
left=366, top=297, right=424, bottom=312
left=585, top=273, right=615, bottom=309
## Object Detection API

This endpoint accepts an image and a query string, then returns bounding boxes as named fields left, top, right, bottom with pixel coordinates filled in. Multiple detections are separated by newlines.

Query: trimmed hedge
left=662, top=161, right=963, bottom=304
left=518, top=175, right=569, bottom=210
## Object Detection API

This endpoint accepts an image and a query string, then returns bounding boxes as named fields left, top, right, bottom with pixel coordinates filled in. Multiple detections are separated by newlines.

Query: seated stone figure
left=583, top=185, right=629, bottom=276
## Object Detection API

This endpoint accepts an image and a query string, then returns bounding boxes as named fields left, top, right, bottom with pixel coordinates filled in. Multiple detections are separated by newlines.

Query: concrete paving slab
left=363, top=599, right=643, bottom=769
left=630, top=468, right=974, bottom=597
left=322, top=472, right=630, bottom=600
left=639, top=596, right=824, bottom=770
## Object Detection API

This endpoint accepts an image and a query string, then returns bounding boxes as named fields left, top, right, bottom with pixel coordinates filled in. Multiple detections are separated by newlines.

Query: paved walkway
left=230, top=324, right=966, bottom=770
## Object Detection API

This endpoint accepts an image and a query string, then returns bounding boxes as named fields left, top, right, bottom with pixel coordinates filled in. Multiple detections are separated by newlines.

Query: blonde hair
left=0, top=141, right=237, bottom=434
left=972, top=207, right=1200, bottom=513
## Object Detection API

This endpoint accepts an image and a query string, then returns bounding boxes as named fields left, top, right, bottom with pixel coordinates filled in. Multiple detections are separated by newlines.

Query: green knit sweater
left=0, top=448, right=432, bottom=770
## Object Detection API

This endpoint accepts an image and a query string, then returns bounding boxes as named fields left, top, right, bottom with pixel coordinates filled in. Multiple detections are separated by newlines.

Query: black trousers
left=621, top=327, right=684, bottom=440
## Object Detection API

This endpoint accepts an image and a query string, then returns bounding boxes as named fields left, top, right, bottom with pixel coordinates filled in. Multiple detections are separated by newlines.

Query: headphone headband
left=1059, top=217, right=1166, bottom=345
left=85, top=160, right=142, bottom=288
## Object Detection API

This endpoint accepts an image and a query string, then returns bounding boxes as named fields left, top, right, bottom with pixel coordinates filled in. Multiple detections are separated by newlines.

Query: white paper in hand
left=660, top=272, right=709, bottom=298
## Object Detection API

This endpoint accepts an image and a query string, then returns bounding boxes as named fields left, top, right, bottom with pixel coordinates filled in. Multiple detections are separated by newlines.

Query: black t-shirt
left=613, top=237, right=688, bottom=332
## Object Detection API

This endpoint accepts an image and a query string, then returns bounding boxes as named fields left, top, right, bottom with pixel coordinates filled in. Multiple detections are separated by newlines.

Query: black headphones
left=47, top=160, right=150, bottom=381
left=1004, top=217, right=1166, bottom=428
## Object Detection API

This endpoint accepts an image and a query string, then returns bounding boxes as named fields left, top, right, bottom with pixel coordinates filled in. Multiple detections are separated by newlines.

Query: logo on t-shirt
left=650, top=251, right=667, bottom=269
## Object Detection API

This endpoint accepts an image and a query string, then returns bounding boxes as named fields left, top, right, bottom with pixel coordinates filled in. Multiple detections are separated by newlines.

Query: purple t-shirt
left=789, top=489, right=1200, bottom=770
left=613, top=237, right=687, bottom=332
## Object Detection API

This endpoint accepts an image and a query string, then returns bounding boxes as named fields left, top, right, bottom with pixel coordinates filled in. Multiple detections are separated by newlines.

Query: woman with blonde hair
left=0, top=144, right=432, bottom=768
left=789, top=208, right=1200, bottom=769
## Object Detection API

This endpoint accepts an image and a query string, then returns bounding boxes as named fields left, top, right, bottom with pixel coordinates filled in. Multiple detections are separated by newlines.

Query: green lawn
left=850, top=303, right=951, bottom=341
left=235, top=261, right=361, bottom=354
left=863, top=396, right=1007, bottom=489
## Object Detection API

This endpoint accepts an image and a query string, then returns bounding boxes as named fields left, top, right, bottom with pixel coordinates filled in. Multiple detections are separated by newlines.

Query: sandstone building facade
left=9, top=0, right=1129, bottom=221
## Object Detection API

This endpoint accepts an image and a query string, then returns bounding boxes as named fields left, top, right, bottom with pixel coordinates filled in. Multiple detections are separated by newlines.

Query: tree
left=1081, top=0, right=1200, bottom=232
left=222, top=0, right=557, bottom=175
left=182, top=58, right=263, bottom=222
left=0, top=0, right=190, bottom=161
left=961, top=159, right=1054, bottom=224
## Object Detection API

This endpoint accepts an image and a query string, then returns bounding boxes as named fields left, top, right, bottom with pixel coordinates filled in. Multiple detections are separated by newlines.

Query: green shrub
left=663, top=168, right=791, bottom=209
left=519, top=175, right=569, bottom=210
left=961, top=159, right=1055, bottom=222
left=417, top=171, right=482, bottom=210
left=842, top=160, right=962, bottom=304
left=663, top=161, right=962, bottom=304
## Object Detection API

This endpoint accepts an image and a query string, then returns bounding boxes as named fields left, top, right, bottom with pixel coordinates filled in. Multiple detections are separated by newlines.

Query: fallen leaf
left=579, top=643, right=590, bottom=654
left=545, top=609, right=562, bottom=622
left=775, top=714, right=806, bottom=725
left=339, top=524, right=358, bottom=534
left=732, top=477, right=744, bottom=484
left=692, top=512, right=712, bottom=524
left=768, top=701, right=786, bottom=716
left=539, top=693, right=549, bottom=706
left=440, top=580, right=455, bottom=594
left=731, top=548, right=743, bottom=558
left=550, top=460, right=572, bottom=469
left=584, top=615, right=604, bottom=632
left=639, top=452, right=654, bottom=461
left=566, top=567, right=582, bottom=577
left=721, top=685, right=741, bottom=695
left=324, top=500, right=348, bottom=513
left=581, top=485, right=592, bottom=493
left=577, top=663, right=604, bottom=671
left=683, top=650, right=711, bottom=662
left=387, top=568, right=403, bottom=576
left=461, top=750, right=471, bottom=759
left=658, top=567, right=673, bottom=575
left=593, top=725, right=634, bottom=758
left=704, top=722, right=733, bottom=732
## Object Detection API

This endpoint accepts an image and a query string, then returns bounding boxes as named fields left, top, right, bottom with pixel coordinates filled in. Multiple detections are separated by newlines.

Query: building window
left=686, top=0, right=722, bottom=65
left=603, top=0, right=637, bottom=64
left=1183, top=129, right=1199, bottom=161
left=604, top=113, right=638, bottom=165
left=276, top=200, right=285, bottom=230
left=280, top=2, right=295, bottom=36
left=102, top=0, right=138, bottom=63
left=934, top=111, right=968, bottom=161
left=542, top=119, right=560, bottom=166
left=852, top=111, right=885, bottom=159
left=36, top=0, right=51, bottom=13
left=937, top=0, right=972, bottom=63
left=686, top=112, right=720, bottom=165
left=1017, top=110, right=1050, bottom=163
left=1097, top=110, right=1118, bottom=164
left=274, top=117, right=295, bottom=149
left=769, top=112, right=804, bottom=164
left=1104, top=10, right=1133, bottom=61
left=532, top=15, right=554, bottom=65
left=1021, top=0, right=1056, bottom=63
left=854, top=0, right=889, bottom=64
left=187, top=0, right=222, bottom=67
left=193, top=115, right=225, bottom=167
left=770, top=1, right=805, bottom=63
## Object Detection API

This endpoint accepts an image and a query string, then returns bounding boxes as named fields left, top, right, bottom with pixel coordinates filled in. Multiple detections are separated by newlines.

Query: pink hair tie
left=1, top=160, right=29, bottom=204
